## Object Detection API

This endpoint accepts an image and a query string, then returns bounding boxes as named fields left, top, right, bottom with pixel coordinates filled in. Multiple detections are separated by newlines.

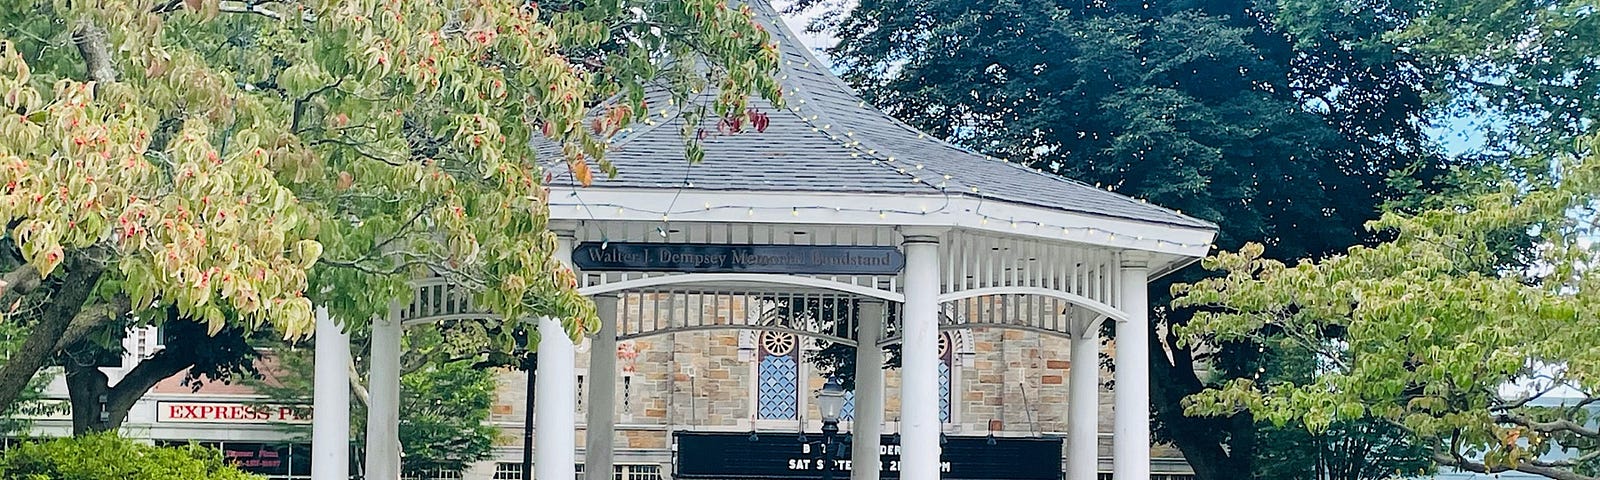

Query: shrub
left=0, top=433, right=261, bottom=480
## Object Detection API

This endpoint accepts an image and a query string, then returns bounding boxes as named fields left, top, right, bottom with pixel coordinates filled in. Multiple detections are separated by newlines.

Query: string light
left=544, top=9, right=1211, bottom=252
left=556, top=200, right=1213, bottom=249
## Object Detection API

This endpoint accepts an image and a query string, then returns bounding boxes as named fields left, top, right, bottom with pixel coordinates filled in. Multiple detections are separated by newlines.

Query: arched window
left=756, top=331, right=801, bottom=420
left=939, top=331, right=954, bottom=423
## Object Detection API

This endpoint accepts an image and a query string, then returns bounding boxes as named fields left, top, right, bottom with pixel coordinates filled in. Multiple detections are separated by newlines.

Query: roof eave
left=549, top=187, right=1218, bottom=258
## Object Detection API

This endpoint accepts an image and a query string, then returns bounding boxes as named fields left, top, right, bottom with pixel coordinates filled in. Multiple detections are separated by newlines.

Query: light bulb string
left=550, top=197, right=1213, bottom=250
left=771, top=32, right=1196, bottom=224
left=535, top=21, right=1209, bottom=251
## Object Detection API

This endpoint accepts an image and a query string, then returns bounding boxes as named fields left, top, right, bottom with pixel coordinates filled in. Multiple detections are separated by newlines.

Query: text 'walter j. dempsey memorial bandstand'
left=305, top=2, right=1220, bottom=480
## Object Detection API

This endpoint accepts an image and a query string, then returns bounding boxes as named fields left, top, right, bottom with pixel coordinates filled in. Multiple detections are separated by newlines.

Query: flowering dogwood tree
left=0, top=0, right=780, bottom=422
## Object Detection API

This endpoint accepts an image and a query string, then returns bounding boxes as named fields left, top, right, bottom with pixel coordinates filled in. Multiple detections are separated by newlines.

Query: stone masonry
left=483, top=293, right=1191, bottom=477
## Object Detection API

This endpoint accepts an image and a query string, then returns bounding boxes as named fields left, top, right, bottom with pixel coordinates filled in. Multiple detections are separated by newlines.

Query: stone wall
left=485, top=293, right=1190, bottom=476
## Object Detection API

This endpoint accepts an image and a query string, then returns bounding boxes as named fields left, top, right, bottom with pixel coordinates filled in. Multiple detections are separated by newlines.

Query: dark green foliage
left=1250, top=343, right=1431, bottom=479
left=794, top=0, right=1441, bottom=256
left=1253, top=420, right=1432, bottom=480
left=1273, top=0, right=1600, bottom=150
left=395, top=362, right=497, bottom=475
left=789, top=0, right=1450, bottom=476
left=0, top=433, right=262, bottom=480
left=249, top=324, right=500, bottom=478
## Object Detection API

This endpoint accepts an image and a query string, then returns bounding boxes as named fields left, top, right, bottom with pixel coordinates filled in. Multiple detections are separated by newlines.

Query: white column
left=852, top=301, right=887, bottom=480
left=1113, top=257, right=1151, bottom=480
left=900, top=234, right=942, bottom=480
left=537, top=233, right=578, bottom=480
left=536, top=316, right=577, bottom=480
left=585, top=295, right=619, bottom=480
left=365, top=304, right=404, bottom=480
left=1068, top=316, right=1100, bottom=480
left=312, top=306, right=351, bottom=480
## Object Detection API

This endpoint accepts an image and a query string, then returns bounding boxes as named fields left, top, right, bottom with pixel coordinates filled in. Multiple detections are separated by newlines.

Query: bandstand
left=306, top=2, right=1218, bottom=480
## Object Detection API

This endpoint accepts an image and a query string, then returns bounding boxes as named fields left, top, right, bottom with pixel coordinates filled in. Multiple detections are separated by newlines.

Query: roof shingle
left=541, top=0, right=1214, bottom=230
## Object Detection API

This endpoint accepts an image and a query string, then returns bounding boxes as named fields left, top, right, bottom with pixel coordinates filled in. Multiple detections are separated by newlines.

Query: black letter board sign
left=674, top=432, right=1063, bottom=480
left=573, top=243, right=905, bottom=275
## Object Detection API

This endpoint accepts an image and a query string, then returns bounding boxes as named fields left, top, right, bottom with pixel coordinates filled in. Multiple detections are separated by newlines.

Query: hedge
left=0, top=433, right=261, bottom=480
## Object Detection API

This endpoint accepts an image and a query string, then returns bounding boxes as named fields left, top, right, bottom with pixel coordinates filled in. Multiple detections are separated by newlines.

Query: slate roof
left=540, top=0, right=1214, bottom=230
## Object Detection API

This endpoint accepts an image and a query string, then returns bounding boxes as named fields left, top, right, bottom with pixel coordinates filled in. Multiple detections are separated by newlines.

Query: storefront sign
left=160, top=440, right=302, bottom=476
left=573, top=243, right=905, bottom=275
left=155, top=401, right=310, bottom=424
left=674, top=432, right=1063, bottom=480
left=10, top=399, right=71, bottom=420
left=221, top=443, right=292, bottom=475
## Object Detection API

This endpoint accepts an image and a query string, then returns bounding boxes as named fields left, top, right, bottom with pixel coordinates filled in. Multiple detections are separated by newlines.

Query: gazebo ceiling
left=539, top=0, right=1212, bottom=232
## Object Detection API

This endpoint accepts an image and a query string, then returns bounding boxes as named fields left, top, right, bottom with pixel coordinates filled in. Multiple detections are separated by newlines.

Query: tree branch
left=1495, top=413, right=1600, bottom=439
left=291, top=78, right=342, bottom=133
left=217, top=1, right=318, bottom=22
left=149, top=0, right=184, bottom=13
left=0, top=265, right=41, bottom=300
left=1497, top=380, right=1565, bottom=411
left=71, top=20, right=115, bottom=85
left=0, top=252, right=108, bottom=413
left=322, top=201, right=437, bottom=268
left=1432, top=451, right=1600, bottom=480
left=308, top=137, right=406, bottom=166
left=53, top=294, right=131, bottom=352
left=349, top=357, right=371, bottom=408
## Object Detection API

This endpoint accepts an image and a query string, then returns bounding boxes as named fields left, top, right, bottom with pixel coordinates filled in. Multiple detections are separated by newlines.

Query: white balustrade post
left=365, top=303, right=404, bottom=480
left=312, top=306, right=351, bottom=480
left=1069, top=316, right=1101, bottom=480
left=852, top=301, right=887, bottom=480
left=536, top=233, right=578, bottom=480
left=900, top=234, right=942, bottom=480
left=1113, top=257, right=1151, bottom=480
left=585, top=294, right=619, bottom=480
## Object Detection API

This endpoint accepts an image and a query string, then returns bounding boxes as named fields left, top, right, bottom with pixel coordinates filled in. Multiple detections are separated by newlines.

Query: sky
left=772, top=1, right=840, bottom=60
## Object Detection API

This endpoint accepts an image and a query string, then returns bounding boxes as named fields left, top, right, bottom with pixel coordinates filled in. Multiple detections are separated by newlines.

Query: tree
left=1174, top=136, right=1600, bottom=479
left=394, top=360, right=498, bottom=476
left=787, top=0, right=1448, bottom=475
left=1248, top=342, right=1431, bottom=479
left=248, top=322, right=504, bottom=478
left=60, top=315, right=264, bottom=434
left=0, top=318, right=51, bottom=436
left=0, top=0, right=781, bottom=418
left=1273, top=0, right=1600, bottom=152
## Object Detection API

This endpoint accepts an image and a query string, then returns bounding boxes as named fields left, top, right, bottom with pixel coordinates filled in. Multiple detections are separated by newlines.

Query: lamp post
left=513, top=327, right=535, bottom=480
left=816, top=379, right=847, bottom=480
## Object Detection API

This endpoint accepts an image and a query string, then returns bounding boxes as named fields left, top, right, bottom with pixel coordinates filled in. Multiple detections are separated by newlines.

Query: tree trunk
left=0, top=257, right=106, bottom=414
left=1149, top=318, right=1255, bottom=479
left=71, top=20, right=115, bottom=86
left=64, top=358, right=112, bottom=435
left=64, top=339, right=194, bottom=435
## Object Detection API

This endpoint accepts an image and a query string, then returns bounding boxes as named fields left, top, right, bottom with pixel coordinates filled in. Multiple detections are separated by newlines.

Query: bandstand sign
left=573, top=242, right=905, bottom=275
